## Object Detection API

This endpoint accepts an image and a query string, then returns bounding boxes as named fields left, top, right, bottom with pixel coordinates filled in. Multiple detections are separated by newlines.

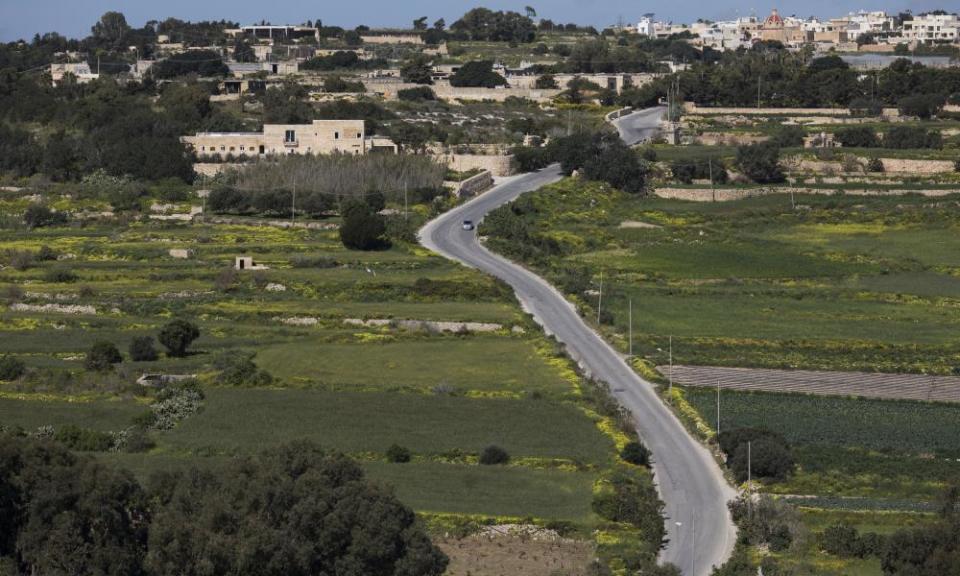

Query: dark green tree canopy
left=158, top=319, right=200, bottom=357
left=449, top=61, right=508, bottom=88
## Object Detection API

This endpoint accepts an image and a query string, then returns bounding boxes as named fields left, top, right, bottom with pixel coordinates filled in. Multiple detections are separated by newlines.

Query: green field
left=484, top=179, right=960, bottom=374
left=0, top=216, right=630, bottom=540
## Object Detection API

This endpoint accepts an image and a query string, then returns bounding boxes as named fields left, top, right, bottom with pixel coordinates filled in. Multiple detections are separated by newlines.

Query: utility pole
left=628, top=298, right=633, bottom=357
left=668, top=335, right=673, bottom=391
left=403, top=183, right=408, bottom=221
left=709, top=158, right=715, bottom=202
left=716, top=379, right=721, bottom=438
left=757, top=75, right=761, bottom=109
left=596, top=270, right=603, bottom=324
left=291, top=176, right=297, bottom=225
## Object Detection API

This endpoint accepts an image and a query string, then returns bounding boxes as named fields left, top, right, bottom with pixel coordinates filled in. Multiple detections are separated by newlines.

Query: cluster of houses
left=637, top=10, right=960, bottom=53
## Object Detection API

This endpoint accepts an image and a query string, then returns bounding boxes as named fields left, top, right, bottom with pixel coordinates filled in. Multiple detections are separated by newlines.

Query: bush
left=449, top=60, right=507, bottom=88
left=8, top=251, right=34, bottom=271
left=769, top=125, right=805, bottom=148
left=884, top=126, right=942, bottom=149
left=511, top=145, right=552, bottom=172
left=85, top=341, right=122, bottom=371
left=866, top=157, right=885, bottom=173
left=729, top=437, right=795, bottom=483
left=23, top=205, right=67, bottom=229
left=898, top=94, right=945, bottom=119
left=0, top=356, right=26, bottom=380
left=535, top=74, right=559, bottom=89
left=397, top=86, right=436, bottom=101
left=479, top=445, right=510, bottom=465
left=158, top=319, right=200, bottom=357
left=44, top=267, right=78, bottom=283
left=835, top=126, right=879, bottom=148
left=386, top=444, right=412, bottom=463
left=214, top=267, right=239, bottom=292
left=671, top=158, right=727, bottom=184
left=150, top=380, right=204, bottom=430
left=35, top=245, right=58, bottom=261
left=129, top=336, right=159, bottom=362
left=53, top=425, right=114, bottom=452
left=849, top=97, right=883, bottom=117
left=735, top=142, right=784, bottom=183
left=213, top=351, right=273, bottom=386
left=621, top=440, right=651, bottom=466
left=955, top=159, right=960, bottom=173
left=339, top=200, right=388, bottom=250
left=820, top=523, right=865, bottom=558
left=591, top=468, right=665, bottom=539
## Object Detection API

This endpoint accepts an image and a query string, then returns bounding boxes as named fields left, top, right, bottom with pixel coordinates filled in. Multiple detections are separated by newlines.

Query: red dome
left=764, top=9, right=784, bottom=27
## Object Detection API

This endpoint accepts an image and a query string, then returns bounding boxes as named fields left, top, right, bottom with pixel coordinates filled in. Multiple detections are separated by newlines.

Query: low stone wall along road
left=663, top=365, right=960, bottom=404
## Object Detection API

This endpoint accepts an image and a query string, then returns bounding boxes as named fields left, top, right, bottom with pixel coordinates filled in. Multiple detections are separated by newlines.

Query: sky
left=0, top=0, right=950, bottom=42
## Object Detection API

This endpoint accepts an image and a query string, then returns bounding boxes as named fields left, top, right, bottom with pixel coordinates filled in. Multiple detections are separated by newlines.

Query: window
left=285, top=129, right=296, bottom=143
left=220, top=146, right=225, bottom=152
left=230, top=146, right=235, bottom=151
left=201, top=146, right=206, bottom=151
left=240, top=146, right=245, bottom=151
left=356, top=132, right=362, bottom=139
left=334, top=131, right=340, bottom=140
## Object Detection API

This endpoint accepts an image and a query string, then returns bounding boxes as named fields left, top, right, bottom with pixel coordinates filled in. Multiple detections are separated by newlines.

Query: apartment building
left=902, top=14, right=960, bottom=44
left=182, top=120, right=397, bottom=159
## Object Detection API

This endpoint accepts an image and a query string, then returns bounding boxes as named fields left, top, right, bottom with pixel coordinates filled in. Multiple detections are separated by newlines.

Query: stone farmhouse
left=182, top=119, right=398, bottom=159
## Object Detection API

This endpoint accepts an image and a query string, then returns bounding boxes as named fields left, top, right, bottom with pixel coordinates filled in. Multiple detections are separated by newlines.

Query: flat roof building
left=183, top=119, right=397, bottom=159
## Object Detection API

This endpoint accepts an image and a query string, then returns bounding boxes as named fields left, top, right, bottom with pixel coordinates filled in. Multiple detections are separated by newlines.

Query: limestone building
left=182, top=120, right=397, bottom=159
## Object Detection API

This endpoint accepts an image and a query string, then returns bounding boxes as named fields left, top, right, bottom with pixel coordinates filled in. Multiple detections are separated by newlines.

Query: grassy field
left=484, top=179, right=960, bottom=374
left=0, top=213, right=634, bottom=557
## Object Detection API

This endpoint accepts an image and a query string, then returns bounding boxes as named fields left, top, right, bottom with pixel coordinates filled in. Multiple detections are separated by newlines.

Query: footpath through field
left=664, top=365, right=960, bottom=403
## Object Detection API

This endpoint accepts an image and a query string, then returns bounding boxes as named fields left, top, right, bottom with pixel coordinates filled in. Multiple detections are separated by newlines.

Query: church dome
left=764, top=9, right=784, bottom=27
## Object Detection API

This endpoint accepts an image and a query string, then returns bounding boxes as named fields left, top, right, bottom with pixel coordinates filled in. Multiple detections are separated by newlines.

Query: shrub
left=955, top=159, right=960, bottom=173
left=36, top=245, right=59, bottom=264
left=511, top=145, right=552, bottom=172
left=214, top=267, right=239, bottom=292
left=213, top=351, right=273, bottom=386
left=449, top=60, right=507, bottom=88
left=835, top=126, right=879, bottom=148
left=0, top=356, right=26, bottom=381
left=735, top=142, right=784, bottom=183
left=866, top=157, right=885, bottom=173
left=478, top=445, right=510, bottom=465
left=621, top=440, right=651, bottom=466
left=884, top=126, right=942, bottom=149
left=898, top=94, right=945, bottom=119
left=8, top=251, right=34, bottom=271
left=397, top=86, right=436, bottom=101
left=535, top=74, right=559, bottom=89
left=671, top=158, right=727, bottom=184
left=53, top=425, right=114, bottom=451
left=729, top=437, right=795, bottom=482
left=820, top=523, right=865, bottom=558
left=23, top=205, right=67, bottom=229
left=339, top=200, right=388, bottom=250
left=158, top=319, right=200, bottom=357
left=129, top=336, right=159, bottom=362
left=150, top=381, right=204, bottom=430
left=849, top=97, right=883, bottom=117
left=591, top=468, right=665, bottom=539
left=386, top=444, right=412, bottom=463
left=85, top=341, right=122, bottom=371
left=44, top=267, right=78, bottom=283
left=769, top=125, right=805, bottom=148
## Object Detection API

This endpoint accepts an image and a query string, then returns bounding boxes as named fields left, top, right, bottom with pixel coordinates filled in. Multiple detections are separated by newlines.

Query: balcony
left=283, top=140, right=299, bottom=148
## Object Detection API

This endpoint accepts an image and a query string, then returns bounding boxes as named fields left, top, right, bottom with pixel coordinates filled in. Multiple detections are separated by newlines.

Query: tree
left=881, top=484, right=959, bottom=575
left=884, top=126, right=942, bottom=149
left=735, top=142, right=784, bottom=183
left=581, top=136, right=649, bottom=194
left=898, top=94, right=945, bottom=119
left=450, top=60, right=507, bottom=88
left=525, top=6, right=537, bottom=19
left=398, top=86, right=436, bottom=101
left=433, top=18, right=446, bottom=31
left=451, top=8, right=536, bottom=43
left=621, top=440, right=651, bottom=466
left=85, top=341, right=122, bottom=371
left=413, top=17, right=428, bottom=31
left=1, top=437, right=148, bottom=575
left=339, top=200, right=388, bottom=250
left=867, top=157, right=885, bottom=173
left=479, top=445, right=510, bottom=465
left=400, top=55, right=433, bottom=85
left=129, top=336, right=159, bottom=362
left=343, top=30, right=363, bottom=46
left=849, top=97, right=883, bottom=117
left=835, top=126, right=879, bottom=148
left=158, top=319, right=200, bottom=357
left=769, top=125, right=805, bottom=148
left=91, top=11, right=131, bottom=46
left=729, top=437, right=795, bottom=482
left=145, top=441, right=448, bottom=576
left=22, top=205, right=67, bottom=229
left=534, top=74, right=558, bottom=89
left=233, top=38, right=256, bottom=63
left=386, top=444, right=412, bottom=463
left=0, top=355, right=25, bottom=380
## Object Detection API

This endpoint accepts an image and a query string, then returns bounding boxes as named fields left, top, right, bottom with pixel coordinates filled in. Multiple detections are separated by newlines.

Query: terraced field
left=664, top=365, right=960, bottom=403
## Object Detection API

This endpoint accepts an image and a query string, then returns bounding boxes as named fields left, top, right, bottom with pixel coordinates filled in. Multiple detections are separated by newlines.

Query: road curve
left=612, top=105, right=668, bottom=146
left=418, top=108, right=736, bottom=576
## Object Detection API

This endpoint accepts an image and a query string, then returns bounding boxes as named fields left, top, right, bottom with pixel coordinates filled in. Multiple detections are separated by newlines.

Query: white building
left=902, top=13, right=960, bottom=44
left=846, top=11, right=895, bottom=39
left=49, top=62, right=99, bottom=86
left=637, top=16, right=655, bottom=37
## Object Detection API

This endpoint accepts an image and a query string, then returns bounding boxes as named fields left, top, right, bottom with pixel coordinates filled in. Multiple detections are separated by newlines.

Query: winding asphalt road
left=418, top=107, right=736, bottom=576
left=612, top=105, right=670, bottom=146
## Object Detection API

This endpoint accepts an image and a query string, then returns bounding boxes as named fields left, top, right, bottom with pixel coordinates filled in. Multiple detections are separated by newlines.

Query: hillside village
left=1, top=4, right=960, bottom=576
